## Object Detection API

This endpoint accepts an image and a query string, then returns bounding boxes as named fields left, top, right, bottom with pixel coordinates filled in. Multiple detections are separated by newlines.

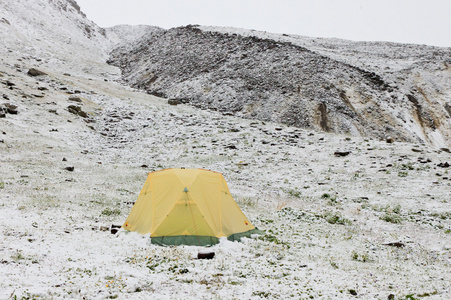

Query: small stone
left=334, top=151, right=351, bottom=157
left=27, top=68, right=47, bottom=76
left=437, top=162, right=450, bottom=168
left=3, top=103, right=18, bottom=114
left=168, top=99, right=179, bottom=105
left=386, top=137, right=394, bottom=143
left=197, top=251, right=215, bottom=259
left=383, top=241, right=405, bottom=247
left=68, top=96, right=82, bottom=102
left=65, top=166, right=74, bottom=172
left=67, top=105, right=87, bottom=118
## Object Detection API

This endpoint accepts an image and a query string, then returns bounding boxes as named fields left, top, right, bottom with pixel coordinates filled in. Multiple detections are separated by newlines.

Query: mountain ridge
left=108, top=25, right=451, bottom=147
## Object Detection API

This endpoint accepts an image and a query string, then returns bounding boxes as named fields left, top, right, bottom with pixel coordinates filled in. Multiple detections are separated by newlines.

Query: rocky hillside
left=108, top=25, right=451, bottom=147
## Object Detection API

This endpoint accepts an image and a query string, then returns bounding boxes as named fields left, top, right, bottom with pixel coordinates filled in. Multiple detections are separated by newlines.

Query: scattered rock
left=2, top=103, right=18, bottom=114
left=388, top=294, right=395, bottom=300
left=437, top=162, right=450, bottom=168
left=411, top=148, right=422, bottom=153
left=0, top=18, right=10, bottom=25
left=334, top=151, right=350, bottom=157
left=63, top=73, right=71, bottom=76
left=349, top=289, right=357, bottom=296
left=100, top=226, right=109, bottom=232
left=68, top=96, right=82, bottom=102
left=5, top=81, right=15, bottom=87
left=168, top=99, right=180, bottom=105
left=111, top=224, right=121, bottom=234
left=62, top=158, right=67, bottom=161
left=27, top=68, right=47, bottom=77
left=386, top=137, right=394, bottom=143
left=440, top=148, right=450, bottom=153
left=140, top=164, right=148, bottom=168
left=67, top=105, right=87, bottom=118
left=65, top=166, right=75, bottom=172
left=197, top=251, right=215, bottom=259
left=383, top=241, right=405, bottom=247
left=37, top=87, right=48, bottom=91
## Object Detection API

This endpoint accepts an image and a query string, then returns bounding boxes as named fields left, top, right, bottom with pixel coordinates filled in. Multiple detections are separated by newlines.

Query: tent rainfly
left=122, top=168, right=262, bottom=246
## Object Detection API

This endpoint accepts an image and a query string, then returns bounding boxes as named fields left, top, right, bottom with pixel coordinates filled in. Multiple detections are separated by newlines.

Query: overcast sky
left=76, top=0, right=451, bottom=47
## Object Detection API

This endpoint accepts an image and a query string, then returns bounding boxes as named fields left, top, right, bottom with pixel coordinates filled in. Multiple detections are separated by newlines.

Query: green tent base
left=150, top=228, right=264, bottom=246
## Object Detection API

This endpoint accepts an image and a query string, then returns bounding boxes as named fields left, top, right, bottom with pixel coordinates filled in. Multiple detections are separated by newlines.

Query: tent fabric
left=122, top=168, right=261, bottom=246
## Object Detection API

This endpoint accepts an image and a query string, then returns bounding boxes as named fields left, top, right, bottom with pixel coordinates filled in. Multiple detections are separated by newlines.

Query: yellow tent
left=122, top=168, right=262, bottom=246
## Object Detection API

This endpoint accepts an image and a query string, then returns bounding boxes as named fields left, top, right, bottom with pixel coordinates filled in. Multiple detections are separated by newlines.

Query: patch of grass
left=101, top=208, right=121, bottom=216
left=258, top=234, right=290, bottom=248
left=284, top=188, right=301, bottom=198
left=398, top=171, right=408, bottom=177
left=323, top=212, right=352, bottom=225
left=0, top=182, right=4, bottom=189
left=237, top=196, right=256, bottom=208
left=404, top=295, right=419, bottom=300
left=351, top=251, right=370, bottom=262
left=380, top=213, right=402, bottom=224
left=252, top=291, right=271, bottom=298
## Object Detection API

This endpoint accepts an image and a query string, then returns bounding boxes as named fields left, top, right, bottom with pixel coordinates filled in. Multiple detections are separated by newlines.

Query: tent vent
left=183, top=187, right=189, bottom=192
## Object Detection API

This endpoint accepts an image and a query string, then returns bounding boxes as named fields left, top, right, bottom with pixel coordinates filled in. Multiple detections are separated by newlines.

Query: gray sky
left=76, top=0, right=451, bottom=47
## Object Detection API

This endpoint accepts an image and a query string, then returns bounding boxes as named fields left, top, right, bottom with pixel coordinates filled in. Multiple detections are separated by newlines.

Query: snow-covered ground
left=1, top=0, right=451, bottom=299
left=1, top=46, right=451, bottom=299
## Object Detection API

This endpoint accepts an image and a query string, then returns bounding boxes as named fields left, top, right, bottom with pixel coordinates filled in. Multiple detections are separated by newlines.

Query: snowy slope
left=0, top=0, right=117, bottom=78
